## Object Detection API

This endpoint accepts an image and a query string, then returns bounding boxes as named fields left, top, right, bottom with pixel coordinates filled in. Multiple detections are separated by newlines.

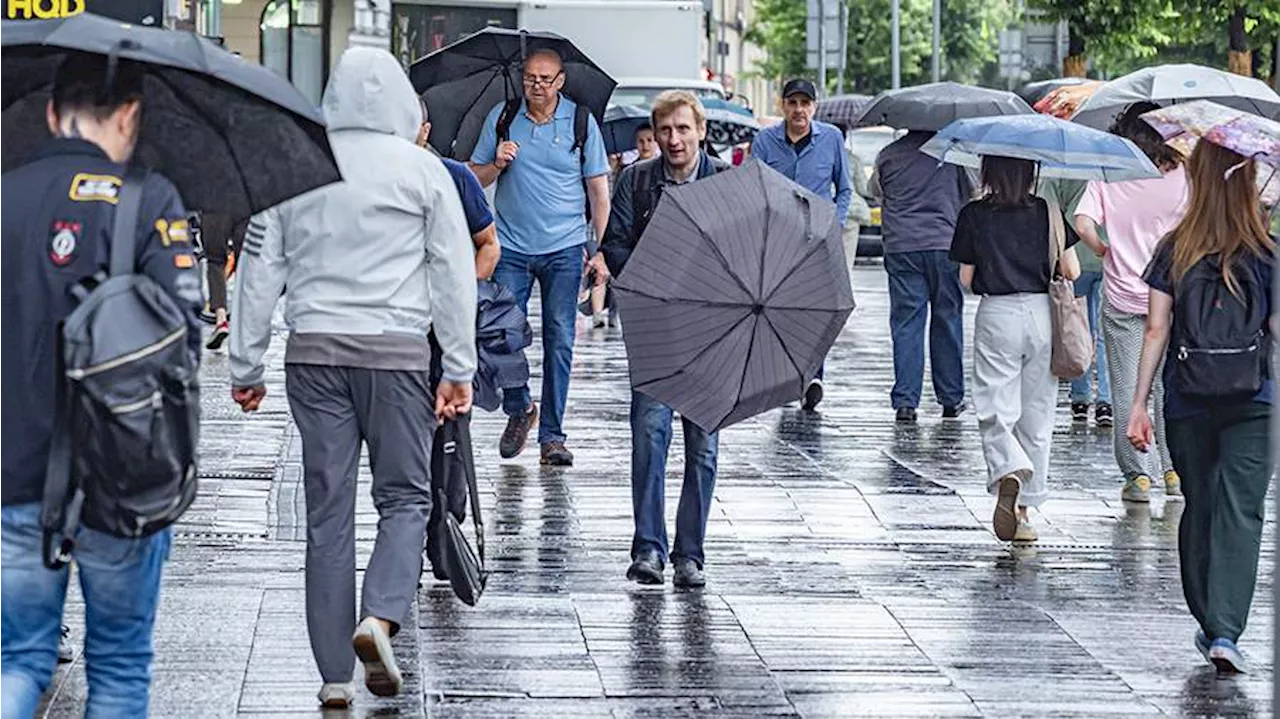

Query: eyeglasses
left=522, top=71, right=562, bottom=88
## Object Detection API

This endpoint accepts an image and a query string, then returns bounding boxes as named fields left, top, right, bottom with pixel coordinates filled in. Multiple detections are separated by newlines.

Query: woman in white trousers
left=950, top=156, right=1080, bottom=542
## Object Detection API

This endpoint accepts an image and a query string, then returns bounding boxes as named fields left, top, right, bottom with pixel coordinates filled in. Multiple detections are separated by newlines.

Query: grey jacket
left=230, top=48, right=477, bottom=388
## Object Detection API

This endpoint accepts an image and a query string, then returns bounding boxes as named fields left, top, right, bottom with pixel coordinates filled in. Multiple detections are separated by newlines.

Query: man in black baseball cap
left=750, top=77, right=853, bottom=411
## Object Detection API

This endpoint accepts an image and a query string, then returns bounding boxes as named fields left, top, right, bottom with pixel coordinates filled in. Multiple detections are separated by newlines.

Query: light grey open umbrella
left=1070, top=64, right=1280, bottom=130
left=856, top=82, right=1033, bottom=132
left=612, top=159, right=855, bottom=433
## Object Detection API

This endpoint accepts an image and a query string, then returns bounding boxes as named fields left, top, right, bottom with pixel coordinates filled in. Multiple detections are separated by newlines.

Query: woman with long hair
left=1128, top=142, right=1275, bottom=673
left=951, top=156, right=1080, bottom=542
left=1074, top=101, right=1189, bottom=504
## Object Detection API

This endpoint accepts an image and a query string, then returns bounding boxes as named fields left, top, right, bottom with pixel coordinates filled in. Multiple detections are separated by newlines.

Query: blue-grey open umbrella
left=702, top=97, right=760, bottom=147
left=920, top=114, right=1161, bottom=182
left=1, top=13, right=339, bottom=219
left=602, top=104, right=650, bottom=155
left=1070, top=64, right=1280, bottom=130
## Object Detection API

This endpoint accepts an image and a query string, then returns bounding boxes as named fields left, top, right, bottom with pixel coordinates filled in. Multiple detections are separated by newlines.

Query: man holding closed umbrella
left=602, top=91, right=731, bottom=588
left=751, top=79, right=853, bottom=411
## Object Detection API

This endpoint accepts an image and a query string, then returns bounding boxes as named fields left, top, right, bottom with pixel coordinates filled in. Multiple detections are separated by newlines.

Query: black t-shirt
left=949, top=197, right=1080, bottom=296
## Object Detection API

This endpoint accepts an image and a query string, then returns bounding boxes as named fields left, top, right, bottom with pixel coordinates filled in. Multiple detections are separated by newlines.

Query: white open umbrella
left=1070, top=64, right=1280, bottom=130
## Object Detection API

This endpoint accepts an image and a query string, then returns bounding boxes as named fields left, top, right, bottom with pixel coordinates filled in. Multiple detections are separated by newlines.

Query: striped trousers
left=1102, top=299, right=1174, bottom=480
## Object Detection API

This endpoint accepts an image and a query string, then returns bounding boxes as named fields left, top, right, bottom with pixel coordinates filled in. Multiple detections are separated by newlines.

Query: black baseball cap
left=782, top=78, right=818, bottom=100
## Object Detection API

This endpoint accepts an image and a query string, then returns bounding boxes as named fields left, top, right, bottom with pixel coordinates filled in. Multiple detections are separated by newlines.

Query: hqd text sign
left=6, top=0, right=162, bottom=23
left=7, top=0, right=84, bottom=19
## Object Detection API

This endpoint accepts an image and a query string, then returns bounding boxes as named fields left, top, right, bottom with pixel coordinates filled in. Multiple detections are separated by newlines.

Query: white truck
left=393, top=0, right=705, bottom=81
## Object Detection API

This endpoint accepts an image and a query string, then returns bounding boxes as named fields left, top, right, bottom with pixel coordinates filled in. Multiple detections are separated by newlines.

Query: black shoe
left=1071, top=402, right=1090, bottom=423
left=942, top=404, right=966, bottom=420
left=626, top=551, right=665, bottom=585
left=802, top=379, right=824, bottom=411
left=1095, top=402, right=1114, bottom=428
left=540, top=441, right=574, bottom=467
left=57, top=625, right=73, bottom=663
left=895, top=407, right=917, bottom=424
left=205, top=321, right=229, bottom=351
left=499, top=404, right=538, bottom=459
left=672, top=559, right=706, bottom=588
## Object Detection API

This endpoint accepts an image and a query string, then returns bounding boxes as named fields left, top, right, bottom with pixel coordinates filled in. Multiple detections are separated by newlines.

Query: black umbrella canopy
left=816, top=94, right=873, bottom=129
left=409, top=27, right=616, bottom=161
left=856, top=82, right=1033, bottom=132
left=2, top=13, right=339, bottom=220
left=612, top=159, right=855, bottom=433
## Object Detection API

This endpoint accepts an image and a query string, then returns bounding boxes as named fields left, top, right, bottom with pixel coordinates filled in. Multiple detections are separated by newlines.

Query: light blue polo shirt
left=471, top=95, right=609, bottom=257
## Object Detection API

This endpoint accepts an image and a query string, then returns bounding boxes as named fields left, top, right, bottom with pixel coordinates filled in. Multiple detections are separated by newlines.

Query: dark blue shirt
left=441, top=158, right=493, bottom=237
left=1144, top=241, right=1274, bottom=420
left=2, top=140, right=203, bottom=506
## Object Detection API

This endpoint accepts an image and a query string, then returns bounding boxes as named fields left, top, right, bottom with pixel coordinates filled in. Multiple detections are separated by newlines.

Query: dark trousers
left=199, top=214, right=246, bottom=312
left=630, top=391, right=719, bottom=566
left=1167, top=403, right=1271, bottom=643
left=884, top=250, right=965, bottom=410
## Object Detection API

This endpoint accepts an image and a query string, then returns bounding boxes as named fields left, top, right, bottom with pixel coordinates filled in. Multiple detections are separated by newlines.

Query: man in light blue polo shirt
left=469, top=48, right=611, bottom=467
left=751, top=78, right=853, bottom=412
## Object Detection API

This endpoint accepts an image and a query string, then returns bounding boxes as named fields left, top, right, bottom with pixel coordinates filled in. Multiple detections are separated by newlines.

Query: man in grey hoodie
left=228, top=48, right=477, bottom=708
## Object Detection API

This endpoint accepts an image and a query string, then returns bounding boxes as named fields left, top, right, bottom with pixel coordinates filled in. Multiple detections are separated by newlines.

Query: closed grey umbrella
left=856, top=82, right=1033, bottom=132
left=612, top=159, right=855, bottom=433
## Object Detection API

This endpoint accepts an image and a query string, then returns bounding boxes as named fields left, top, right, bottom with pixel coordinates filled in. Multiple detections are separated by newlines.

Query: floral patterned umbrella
left=1142, top=100, right=1280, bottom=205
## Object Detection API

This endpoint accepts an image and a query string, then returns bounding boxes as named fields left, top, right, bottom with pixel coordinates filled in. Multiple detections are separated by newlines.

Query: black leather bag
left=431, top=416, right=486, bottom=606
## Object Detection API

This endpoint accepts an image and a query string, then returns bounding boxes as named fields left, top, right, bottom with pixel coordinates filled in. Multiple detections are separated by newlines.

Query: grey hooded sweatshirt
left=229, top=48, right=477, bottom=387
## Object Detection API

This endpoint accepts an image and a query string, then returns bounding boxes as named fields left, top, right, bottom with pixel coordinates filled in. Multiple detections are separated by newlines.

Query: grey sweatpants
left=1102, top=300, right=1174, bottom=480
left=972, top=294, right=1057, bottom=508
left=285, top=364, right=437, bottom=684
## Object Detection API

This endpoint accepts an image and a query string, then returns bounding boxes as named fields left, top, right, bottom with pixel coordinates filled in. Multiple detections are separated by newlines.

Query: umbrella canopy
left=1141, top=100, right=1280, bottom=169
left=612, top=159, right=855, bottom=432
left=1018, top=77, right=1095, bottom=107
left=702, top=97, right=760, bottom=147
left=856, top=82, right=1033, bottom=132
left=1070, top=64, right=1280, bottom=130
left=602, top=104, right=651, bottom=155
left=2, top=13, right=339, bottom=220
left=921, top=114, right=1161, bottom=182
left=816, top=94, right=873, bottom=129
left=409, top=27, right=616, bottom=161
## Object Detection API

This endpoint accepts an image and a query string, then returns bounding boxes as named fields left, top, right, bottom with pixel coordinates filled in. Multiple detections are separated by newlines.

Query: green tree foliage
left=746, top=0, right=1015, bottom=95
left=1026, top=0, right=1172, bottom=75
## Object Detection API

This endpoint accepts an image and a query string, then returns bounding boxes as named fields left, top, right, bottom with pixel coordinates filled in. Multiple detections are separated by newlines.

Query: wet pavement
left=43, top=264, right=1274, bottom=717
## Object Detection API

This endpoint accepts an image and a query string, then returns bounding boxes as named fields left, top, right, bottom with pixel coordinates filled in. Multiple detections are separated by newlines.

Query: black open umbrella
left=816, top=94, right=873, bottom=129
left=612, top=159, right=855, bottom=433
left=856, top=82, right=1033, bottom=132
left=2, top=13, right=339, bottom=220
left=409, top=27, right=616, bottom=161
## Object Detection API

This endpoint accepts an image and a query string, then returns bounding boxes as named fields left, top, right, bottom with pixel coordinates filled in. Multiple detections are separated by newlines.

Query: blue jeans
left=493, top=244, right=585, bottom=445
left=1068, top=271, right=1111, bottom=404
left=1, top=503, right=171, bottom=719
left=630, top=391, right=719, bottom=566
left=884, top=251, right=966, bottom=410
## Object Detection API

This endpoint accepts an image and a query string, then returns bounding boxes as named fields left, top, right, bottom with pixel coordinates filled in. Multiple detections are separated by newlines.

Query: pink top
left=1074, top=165, right=1189, bottom=316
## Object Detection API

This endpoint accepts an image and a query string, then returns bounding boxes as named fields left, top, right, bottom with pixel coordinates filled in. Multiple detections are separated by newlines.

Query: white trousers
left=973, top=294, right=1057, bottom=508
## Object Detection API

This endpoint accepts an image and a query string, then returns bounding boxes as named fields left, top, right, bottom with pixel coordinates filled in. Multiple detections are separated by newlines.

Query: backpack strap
left=495, top=96, right=523, bottom=144
left=109, top=168, right=146, bottom=276
left=572, top=104, right=590, bottom=159
left=41, top=168, right=146, bottom=569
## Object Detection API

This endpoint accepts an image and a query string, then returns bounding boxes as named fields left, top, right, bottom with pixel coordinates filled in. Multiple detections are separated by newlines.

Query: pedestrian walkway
left=42, top=265, right=1272, bottom=718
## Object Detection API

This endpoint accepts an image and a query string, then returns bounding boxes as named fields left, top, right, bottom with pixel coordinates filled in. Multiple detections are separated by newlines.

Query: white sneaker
left=352, top=617, right=403, bottom=697
left=318, top=682, right=354, bottom=708
left=1013, top=517, right=1038, bottom=543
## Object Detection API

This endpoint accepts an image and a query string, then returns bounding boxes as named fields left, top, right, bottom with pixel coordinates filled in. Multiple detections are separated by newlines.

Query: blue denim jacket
left=750, top=120, right=853, bottom=226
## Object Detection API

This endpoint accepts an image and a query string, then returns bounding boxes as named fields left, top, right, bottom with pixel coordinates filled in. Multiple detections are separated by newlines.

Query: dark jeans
left=1168, top=403, right=1271, bottom=643
left=884, top=250, right=965, bottom=410
left=493, top=244, right=584, bottom=445
left=630, top=391, right=719, bottom=566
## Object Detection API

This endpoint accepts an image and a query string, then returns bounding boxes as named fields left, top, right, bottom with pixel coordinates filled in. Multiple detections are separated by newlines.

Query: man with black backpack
left=1, top=53, right=204, bottom=718
left=601, top=91, right=730, bottom=589
left=469, top=48, right=611, bottom=467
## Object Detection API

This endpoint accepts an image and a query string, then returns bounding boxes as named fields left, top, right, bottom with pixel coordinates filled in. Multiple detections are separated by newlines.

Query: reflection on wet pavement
left=44, top=265, right=1272, bottom=717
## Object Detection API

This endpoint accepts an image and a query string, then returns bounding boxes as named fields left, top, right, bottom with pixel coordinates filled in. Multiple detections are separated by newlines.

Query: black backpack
left=496, top=96, right=593, bottom=223
left=1171, top=255, right=1272, bottom=402
left=41, top=170, right=200, bottom=569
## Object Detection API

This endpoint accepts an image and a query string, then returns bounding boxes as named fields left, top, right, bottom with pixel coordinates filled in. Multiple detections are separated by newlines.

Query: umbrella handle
left=101, top=39, right=140, bottom=104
